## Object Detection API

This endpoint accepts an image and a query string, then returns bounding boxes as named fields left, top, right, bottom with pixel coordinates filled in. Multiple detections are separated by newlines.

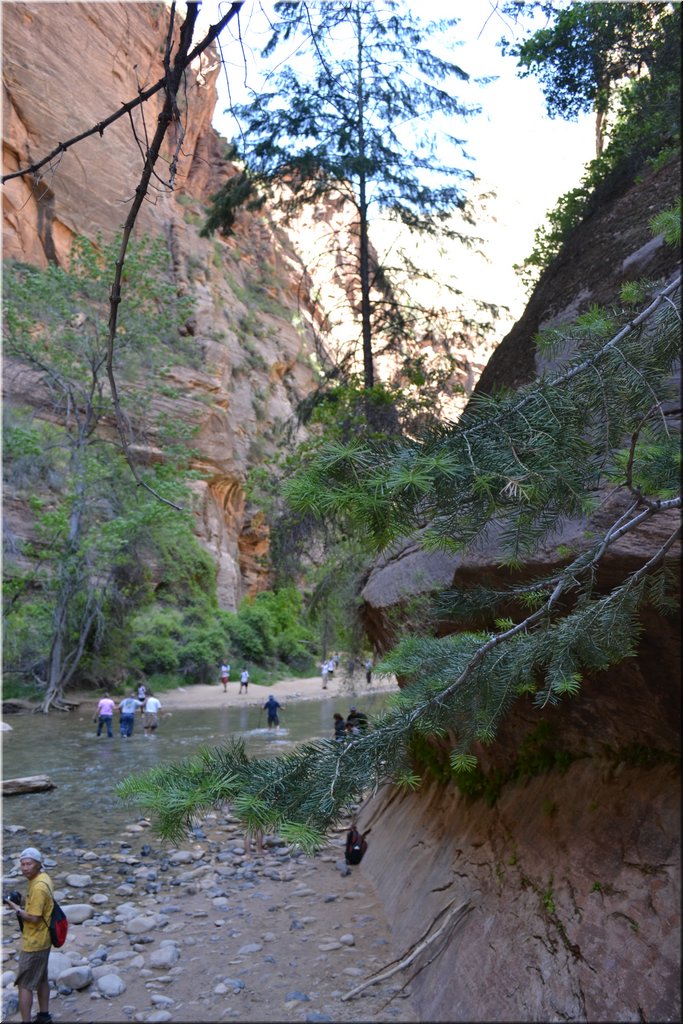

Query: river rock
left=146, top=1012, right=173, bottom=1023
left=340, top=933, right=355, bottom=945
left=237, top=942, right=262, bottom=954
left=57, top=964, right=93, bottom=990
left=286, top=990, right=311, bottom=1002
left=124, top=915, right=161, bottom=934
left=224, top=978, right=245, bottom=993
left=97, top=973, right=127, bottom=996
left=62, top=902, right=94, bottom=923
left=64, top=873, right=92, bottom=888
left=1, top=969, right=15, bottom=986
left=1, top=991, right=18, bottom=1018
left=149, top=944, right=180, bottom=968
left=47, top=950, right=72, bottom=980
left=167, top=850, right=194, bottom=864
left=92, top=964, right=117, bottom=979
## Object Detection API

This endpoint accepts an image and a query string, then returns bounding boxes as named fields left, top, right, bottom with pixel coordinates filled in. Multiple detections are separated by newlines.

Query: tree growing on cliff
left=117, top=241, right=680, bottom=849
left=2, top=236, right=199, bottom=711
left=500, top=1, right=679, bottom=155
left=2, top=1, right=245, bottom=500
left=201, top=0, right=488, bottom=392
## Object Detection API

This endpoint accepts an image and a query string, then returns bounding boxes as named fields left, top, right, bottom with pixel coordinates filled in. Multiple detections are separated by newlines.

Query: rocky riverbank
left=1, top=810, right=416, bottom=1023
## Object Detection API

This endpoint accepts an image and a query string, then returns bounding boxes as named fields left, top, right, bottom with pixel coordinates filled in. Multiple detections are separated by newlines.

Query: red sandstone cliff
left=2, top=1, right=321, bottom=608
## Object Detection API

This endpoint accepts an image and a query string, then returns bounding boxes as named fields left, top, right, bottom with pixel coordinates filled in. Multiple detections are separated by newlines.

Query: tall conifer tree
left=203, top=0, right=482, bottom=390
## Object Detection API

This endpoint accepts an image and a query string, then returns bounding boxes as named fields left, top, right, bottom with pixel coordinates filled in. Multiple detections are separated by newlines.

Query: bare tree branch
left=1, top=3, right=245, bottom=185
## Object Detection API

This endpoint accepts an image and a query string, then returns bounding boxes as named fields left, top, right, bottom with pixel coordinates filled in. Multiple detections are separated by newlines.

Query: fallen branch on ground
left=341, top=895, right=472, bottom=1001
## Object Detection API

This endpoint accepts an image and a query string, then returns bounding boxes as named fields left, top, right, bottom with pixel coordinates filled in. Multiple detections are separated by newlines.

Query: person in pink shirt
left=95, top=693, right=116, bottom=738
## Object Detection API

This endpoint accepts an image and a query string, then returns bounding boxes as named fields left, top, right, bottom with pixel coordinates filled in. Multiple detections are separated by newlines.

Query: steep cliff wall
left=357, top=159, right=681, bottom=1020
left=2, top=1, right=321, bottom=609
left=2, top=2, right=495, bottom=609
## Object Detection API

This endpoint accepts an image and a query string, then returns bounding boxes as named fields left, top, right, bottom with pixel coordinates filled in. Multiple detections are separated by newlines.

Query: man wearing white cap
left=4, top=848, right=53, bottom=1024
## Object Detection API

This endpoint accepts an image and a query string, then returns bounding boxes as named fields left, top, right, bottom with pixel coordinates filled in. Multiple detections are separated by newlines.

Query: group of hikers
left=260, top=696, right=369, bottom=739
left=94, top=655, right=375, bottom=740
left=333, top=706, right=369, bottom=740
left=322, top=654, right=373, bottom=689
left=94, top=683, right=161, bottom=738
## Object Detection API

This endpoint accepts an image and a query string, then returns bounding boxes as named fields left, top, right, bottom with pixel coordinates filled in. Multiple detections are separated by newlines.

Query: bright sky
left=194, top=0, right=595, bottom=318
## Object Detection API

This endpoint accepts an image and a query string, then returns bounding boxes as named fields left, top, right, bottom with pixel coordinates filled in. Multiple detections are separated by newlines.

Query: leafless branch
left=1, top=3, right=245, bottom=186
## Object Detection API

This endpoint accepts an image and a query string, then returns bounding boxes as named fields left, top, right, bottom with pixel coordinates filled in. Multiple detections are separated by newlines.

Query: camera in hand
left=3, top=890, right=22, bottom=906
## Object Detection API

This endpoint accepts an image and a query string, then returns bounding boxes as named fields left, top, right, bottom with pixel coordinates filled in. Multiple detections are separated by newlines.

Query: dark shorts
left=16, top=947, right=50, bottom=990
left=268, top=715, right=279, bottom=726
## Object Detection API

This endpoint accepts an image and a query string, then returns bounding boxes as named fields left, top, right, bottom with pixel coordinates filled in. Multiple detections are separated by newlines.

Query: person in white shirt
left=220, top=663, right=230, bottom=692
left=118, top=693, right=144, bottom=737
left=239, top=669, right=249, bottom=694
left=143, top=692, right=162, bottom=735
left=321, top=661, right=329, bottom=690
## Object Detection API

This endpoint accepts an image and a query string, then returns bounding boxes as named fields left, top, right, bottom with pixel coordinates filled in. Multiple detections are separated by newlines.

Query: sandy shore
left=81, top=672, right=399, bottom=714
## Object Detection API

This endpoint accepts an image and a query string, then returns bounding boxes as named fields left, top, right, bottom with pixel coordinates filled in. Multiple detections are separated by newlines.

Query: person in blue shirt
left=263, top=694, right=283, bottom=728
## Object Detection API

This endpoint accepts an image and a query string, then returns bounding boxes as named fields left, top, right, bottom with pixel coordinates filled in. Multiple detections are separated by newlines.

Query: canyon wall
left=358, top=155, right=681, bottom=1020
left=2, top=2, right=313, bottom=608
left=1, top=1, right=328, bottom=609
left=2, top=1, right=495, bottom=611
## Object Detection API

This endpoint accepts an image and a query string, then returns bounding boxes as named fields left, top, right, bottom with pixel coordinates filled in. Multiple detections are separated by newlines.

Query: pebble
left=286, top=990, right=311, bottom=1002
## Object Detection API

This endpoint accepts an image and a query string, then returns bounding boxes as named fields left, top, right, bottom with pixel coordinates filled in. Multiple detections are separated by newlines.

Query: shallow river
left=2, top=691, right=392, bottom=841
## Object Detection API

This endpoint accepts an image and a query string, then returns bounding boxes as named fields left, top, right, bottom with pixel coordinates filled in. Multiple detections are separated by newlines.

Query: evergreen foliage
left=502, top=2, right=677, bottom=135
left=117, top=261, right=681, bottom=846
left=202, top=0, right=489, bottom=389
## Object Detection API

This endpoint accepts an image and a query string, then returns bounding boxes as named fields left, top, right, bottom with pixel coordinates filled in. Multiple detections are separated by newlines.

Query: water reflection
left=2, top=691, right=392, bottom=840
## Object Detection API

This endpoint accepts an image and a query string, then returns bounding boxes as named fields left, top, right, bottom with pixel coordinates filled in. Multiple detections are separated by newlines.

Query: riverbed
left=2, top=681, right=416, bottom=1023
left=2, top=684, right=396, bottom=839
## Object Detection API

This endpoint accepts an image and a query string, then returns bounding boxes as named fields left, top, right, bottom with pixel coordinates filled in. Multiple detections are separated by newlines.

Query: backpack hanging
left=345, top=826, right=370, bottom=865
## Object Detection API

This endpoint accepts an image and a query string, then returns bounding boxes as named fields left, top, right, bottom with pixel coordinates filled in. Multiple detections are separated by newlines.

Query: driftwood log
left=3, top=775, right=56, bottom=795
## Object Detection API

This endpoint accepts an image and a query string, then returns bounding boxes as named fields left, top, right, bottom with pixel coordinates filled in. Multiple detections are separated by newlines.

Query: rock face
left=2, top=1, right=321, bottom=609
left=2, top=2, right=497, bottom=606
left=358, top=158, right=681, bottom=1019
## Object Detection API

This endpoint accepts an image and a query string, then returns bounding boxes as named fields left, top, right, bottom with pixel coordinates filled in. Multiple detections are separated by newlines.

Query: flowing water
left=2, top=691, right=392, bottom=842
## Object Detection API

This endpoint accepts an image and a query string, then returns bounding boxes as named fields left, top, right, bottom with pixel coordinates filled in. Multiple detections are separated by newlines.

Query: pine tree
left=500, top=1, right=680, bottom=155
left=202, top=0, right=484, bottom=390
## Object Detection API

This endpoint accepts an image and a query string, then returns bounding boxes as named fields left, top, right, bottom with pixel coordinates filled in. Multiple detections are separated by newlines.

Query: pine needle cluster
left=117, top=274, right=680, bottom=849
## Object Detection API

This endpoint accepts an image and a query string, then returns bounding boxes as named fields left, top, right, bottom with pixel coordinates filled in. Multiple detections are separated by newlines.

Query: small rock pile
left=2, top=815, right=415, bottom=1023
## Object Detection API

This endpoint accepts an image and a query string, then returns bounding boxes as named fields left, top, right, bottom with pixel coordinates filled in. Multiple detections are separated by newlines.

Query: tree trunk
left=355, top=5, right=374, bottom=391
